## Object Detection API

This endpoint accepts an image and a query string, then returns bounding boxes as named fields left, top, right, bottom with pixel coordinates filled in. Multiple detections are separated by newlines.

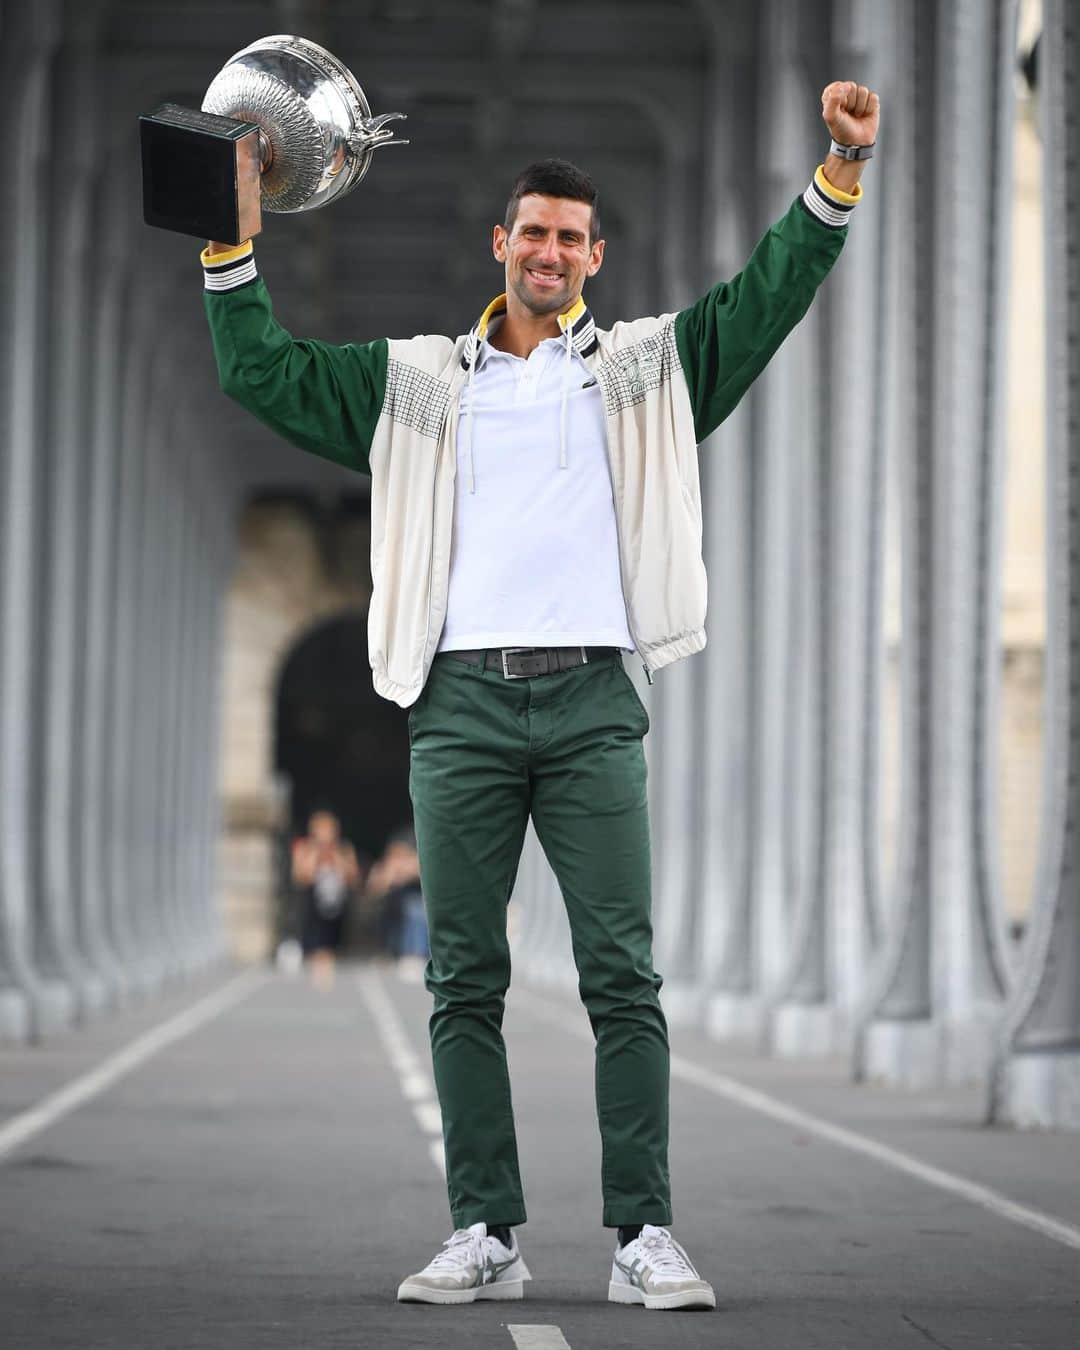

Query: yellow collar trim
left=558, top=296, right=587, bottom=331
left=475, top=293, right=588, bottom=340
left=476, top=294, right=508, bottom=340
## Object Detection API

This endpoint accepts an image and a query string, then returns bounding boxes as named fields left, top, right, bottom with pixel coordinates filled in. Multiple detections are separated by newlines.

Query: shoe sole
left=397, top=1279, right=524, bottom=1305
left=608, top=1280, right=716, bottom=1311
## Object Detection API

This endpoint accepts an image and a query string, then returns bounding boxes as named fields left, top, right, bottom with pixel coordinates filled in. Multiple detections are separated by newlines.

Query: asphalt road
left=2, top=963, right=1079, bottom=1350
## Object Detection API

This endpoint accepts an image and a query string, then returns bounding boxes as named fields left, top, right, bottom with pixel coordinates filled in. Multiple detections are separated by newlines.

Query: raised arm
left=202, top=239, right=388, bottom=475
left=674, top=80, right=880, bottom=443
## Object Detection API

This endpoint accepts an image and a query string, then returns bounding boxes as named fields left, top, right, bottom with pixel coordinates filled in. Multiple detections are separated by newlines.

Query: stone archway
left=274, top=613, right=412, bottom=865
left=217, top=495, right=375, bottom=960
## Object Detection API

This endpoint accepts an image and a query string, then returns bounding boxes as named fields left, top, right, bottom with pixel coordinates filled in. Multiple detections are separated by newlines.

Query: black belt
left=439, top=646, right=620, bottom=679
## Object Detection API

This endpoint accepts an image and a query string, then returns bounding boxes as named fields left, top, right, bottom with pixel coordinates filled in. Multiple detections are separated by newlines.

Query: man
left=202, top=79, right=879, bottom=1311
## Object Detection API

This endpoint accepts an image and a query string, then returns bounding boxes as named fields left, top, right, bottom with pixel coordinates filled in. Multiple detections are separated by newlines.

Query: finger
left=854, top=85, right=871, bottom=117
left=822, top=79, right=848, bottom=108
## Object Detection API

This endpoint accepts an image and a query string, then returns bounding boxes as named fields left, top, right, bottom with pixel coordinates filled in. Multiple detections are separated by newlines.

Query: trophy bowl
left=201, top=34, right=407, bottom=215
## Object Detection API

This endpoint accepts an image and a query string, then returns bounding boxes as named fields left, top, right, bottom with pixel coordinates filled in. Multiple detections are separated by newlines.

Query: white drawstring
left=559, top=324, right=572, bottom=471
left=465, top=350, right=478, bottom=494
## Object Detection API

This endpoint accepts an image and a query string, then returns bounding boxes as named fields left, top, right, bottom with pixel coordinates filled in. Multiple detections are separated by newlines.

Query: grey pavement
left=1, top=964, right=1078, bottom=1350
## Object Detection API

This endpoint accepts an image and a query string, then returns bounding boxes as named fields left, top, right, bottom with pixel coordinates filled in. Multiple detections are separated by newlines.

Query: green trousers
left=407, top=651, right=671, bottom=1230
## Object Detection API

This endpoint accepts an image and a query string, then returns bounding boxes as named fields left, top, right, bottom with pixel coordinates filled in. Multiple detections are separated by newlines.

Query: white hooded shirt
left=437, top=328, right=634, bottom=653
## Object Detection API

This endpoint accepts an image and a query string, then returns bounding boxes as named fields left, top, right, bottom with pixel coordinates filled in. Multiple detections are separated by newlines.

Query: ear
left=585, top=237, right=605, bottom=279
left=493, top=223, right=508, bottom=262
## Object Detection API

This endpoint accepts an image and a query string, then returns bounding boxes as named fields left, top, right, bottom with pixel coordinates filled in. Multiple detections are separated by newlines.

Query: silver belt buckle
left=500, top=647, right=533, bottom=679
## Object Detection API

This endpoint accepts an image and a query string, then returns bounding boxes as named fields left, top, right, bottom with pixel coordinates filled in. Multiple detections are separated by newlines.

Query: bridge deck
left=2, top=966, right=1078, bottom=1350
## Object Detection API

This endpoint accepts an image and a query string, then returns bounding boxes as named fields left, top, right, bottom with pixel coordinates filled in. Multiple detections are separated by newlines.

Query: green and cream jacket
left=203, top=168, right=858, bottom=707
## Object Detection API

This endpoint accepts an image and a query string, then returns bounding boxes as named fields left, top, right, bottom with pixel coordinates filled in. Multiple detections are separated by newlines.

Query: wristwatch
left=829, top=138, right=874, bottom=161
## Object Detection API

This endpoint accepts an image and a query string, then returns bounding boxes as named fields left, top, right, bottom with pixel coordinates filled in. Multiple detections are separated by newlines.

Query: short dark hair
left=504, top=158, right=600, bottom=243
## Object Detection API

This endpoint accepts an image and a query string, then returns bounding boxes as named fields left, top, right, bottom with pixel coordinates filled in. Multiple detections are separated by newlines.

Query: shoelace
left=637, top=1227, right=697, bottom=1277
left=425, top=1228, right=485, bottom=1272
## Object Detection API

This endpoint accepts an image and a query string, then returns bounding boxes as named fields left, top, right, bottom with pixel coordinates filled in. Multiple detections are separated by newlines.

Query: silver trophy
left=140, top=34, right=407, bottom=243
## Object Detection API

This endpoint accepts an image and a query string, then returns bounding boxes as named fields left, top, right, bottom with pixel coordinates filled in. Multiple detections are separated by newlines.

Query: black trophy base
left=140, top=103, right=263, bottom=245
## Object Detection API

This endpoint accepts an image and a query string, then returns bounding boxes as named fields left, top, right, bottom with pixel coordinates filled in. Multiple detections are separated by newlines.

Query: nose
left=536, top=234, right=559, bottom=266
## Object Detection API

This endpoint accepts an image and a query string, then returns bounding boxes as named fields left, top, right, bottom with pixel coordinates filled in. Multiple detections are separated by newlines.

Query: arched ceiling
left=62, top=0, right=734, bottom=487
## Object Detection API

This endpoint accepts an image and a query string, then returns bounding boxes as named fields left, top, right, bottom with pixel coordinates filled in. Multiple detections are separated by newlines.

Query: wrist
left=822, top=153, right=867, bottom=194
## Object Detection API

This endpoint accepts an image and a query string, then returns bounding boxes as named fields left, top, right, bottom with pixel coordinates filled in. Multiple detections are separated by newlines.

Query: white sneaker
left=608, top=1224, right=716, bottom=1311
left=397, top=1223, right=531, bottom=1305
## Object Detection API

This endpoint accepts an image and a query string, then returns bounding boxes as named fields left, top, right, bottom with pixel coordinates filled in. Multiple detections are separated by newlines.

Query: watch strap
left=829, top=138, right=874, bottom=161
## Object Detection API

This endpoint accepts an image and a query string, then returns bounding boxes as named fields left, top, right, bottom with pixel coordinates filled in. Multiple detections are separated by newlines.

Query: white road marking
left=509, top=987, right=1080, bottom=1255
left=508, top=1326, right=572, bottom=1350
left=429, top=1138, right=447, bottom=1176
left=413, top=1101, right=444, bottom=1136
left=402, top=1069, right=433, bottom=1101
left=358, top=973, right=445, bottom=1178
left=0, top=970, right=265, bottom=1165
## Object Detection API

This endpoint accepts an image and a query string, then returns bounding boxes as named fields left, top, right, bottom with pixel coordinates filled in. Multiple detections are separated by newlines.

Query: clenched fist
left=821, top=80, right=880, bottom=146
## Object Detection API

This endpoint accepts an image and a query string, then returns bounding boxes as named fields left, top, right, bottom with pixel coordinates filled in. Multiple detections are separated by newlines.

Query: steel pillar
left=35, top=27, right=111, bottom=1020
left=700, top=0, right=785, bottom=1042
left=859, top=0, right=1015, bottom=1087
left=184, top=456, right=231, bottom=970
left=104, top=295, right=168, bottom=994
left=991, top=0, right=1080, bottom=1129
left=689, top=9, right=761, bottom=1040
left=77, top=165, right=134, bottom=1007
left=0, top=11, right=75, bottom=1039
left=768, top=0, right=891, bottom=1057
left=131, top=369, right=185, bottom=982
left=702, top=0, right=837, bottom=1048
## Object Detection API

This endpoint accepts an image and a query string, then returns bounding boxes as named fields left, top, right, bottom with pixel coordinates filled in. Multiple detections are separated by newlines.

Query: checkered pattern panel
left=384, top=359, right=450, bottom=440
left=600, top=322, right=682, bottom=417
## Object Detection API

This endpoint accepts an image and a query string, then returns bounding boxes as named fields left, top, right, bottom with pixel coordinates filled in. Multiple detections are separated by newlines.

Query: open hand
left=821, top=81, right=880, bottom=146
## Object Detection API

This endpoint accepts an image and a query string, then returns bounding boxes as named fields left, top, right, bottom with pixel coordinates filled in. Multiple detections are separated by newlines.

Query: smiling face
left=493, top=194, right=605, bottom=319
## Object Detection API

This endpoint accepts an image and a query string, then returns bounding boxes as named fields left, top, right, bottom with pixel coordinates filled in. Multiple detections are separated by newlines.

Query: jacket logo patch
left=600, top=324, right=681, bottom=416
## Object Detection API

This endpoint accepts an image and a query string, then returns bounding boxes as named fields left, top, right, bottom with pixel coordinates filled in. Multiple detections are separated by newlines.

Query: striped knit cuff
left=201, top=240, right=257, bottom=292
left=802, top=165, right=862, bottom=229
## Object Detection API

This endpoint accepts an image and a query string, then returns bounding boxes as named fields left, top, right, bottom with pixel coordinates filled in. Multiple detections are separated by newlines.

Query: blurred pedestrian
left=365, top=825, right=428, bottom=980
left=291, top=809, right=361, bottom=987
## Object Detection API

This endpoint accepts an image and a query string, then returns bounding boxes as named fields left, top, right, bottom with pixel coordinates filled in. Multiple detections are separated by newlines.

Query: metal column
left=859, top=0, right=1015, bottom=1087
left=991, top=0, right=1080, bottom=1128
left=36, top=24, right=111, bottom=1020
left=0, top=8, right=75, bottom=1039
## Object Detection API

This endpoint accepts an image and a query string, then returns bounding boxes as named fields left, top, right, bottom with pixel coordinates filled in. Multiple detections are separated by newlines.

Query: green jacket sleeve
left=674, top=195, right=848, bottom=443
left=204, top=276, right=387, bottom=476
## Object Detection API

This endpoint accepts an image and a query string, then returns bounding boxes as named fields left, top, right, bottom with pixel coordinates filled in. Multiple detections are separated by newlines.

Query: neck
left=487, top=295, right=576, bottom=359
